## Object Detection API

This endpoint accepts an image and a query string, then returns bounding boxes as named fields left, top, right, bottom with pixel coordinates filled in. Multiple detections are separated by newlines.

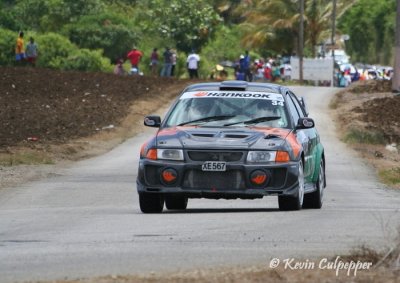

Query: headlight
left=247, top=151, right=276, bottom=163
left=157, top=149, right=184, bottom=161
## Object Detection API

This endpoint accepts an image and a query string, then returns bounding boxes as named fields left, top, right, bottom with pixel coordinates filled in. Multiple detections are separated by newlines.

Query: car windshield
left=164, top=91, right=289, bottom=128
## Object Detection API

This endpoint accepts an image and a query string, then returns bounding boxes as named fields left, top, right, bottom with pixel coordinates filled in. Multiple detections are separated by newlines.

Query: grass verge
left=379, top=167, right=400, bottom=186
left=343, top=128, right=386, bottom=145
left=0, top=150, right=53, bottom=166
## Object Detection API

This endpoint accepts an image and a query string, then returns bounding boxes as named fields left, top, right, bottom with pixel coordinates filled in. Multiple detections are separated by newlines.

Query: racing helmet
left=256, top=100, right=275, bottom=117
left=188, top=98, right=213, bottom=119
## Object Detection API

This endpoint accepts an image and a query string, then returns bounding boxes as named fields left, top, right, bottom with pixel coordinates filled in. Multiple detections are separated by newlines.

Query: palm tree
left=236, top=0, right=357, bottom=57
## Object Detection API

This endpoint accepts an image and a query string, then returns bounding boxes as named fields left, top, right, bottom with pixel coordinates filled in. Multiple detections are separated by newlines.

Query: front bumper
left=136, top=159, right=300, bottom=199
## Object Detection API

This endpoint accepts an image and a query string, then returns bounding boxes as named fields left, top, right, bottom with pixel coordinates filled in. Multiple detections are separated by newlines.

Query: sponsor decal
left=286, top=132, right=302, bottom=158
left=180, top=91, right=284, bottom=101
left=194, top=91, right=208, bottom=97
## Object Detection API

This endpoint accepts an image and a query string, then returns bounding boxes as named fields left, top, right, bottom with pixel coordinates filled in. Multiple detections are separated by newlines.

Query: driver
left=256, top=100, right=275, bottom=117
left=254, top=99, right=282, bottom=127
left=187, top=98, right=214, bottom=120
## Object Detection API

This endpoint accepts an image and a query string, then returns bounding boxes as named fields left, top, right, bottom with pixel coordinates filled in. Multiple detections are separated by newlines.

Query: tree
left=338, top=0, right=395, bottom=64
left=13, top=0, right=104, bottom=32
left=393, top=0, right=400, bottom=92
left=137, top=0, right=222, bottom=53
left=63, top=13, right=138, bottom=62
left=236, top=0, right=356, bottom=57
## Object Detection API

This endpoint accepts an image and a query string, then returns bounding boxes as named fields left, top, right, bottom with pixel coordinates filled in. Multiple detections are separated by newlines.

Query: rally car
left=137, top=80, right=326, bottom=213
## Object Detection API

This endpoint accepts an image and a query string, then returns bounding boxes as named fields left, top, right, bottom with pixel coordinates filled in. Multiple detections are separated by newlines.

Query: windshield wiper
left=224, top=116, right=281, bottom=126
left=178, top=115, right=236, bottom=126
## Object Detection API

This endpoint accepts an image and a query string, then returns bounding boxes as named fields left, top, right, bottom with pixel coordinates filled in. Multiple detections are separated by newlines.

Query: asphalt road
left=1, top=86, right=400, bottom=282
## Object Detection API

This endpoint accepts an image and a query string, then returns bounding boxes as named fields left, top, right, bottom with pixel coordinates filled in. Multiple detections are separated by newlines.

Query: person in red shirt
left=126, top=46, right=143, bottom=73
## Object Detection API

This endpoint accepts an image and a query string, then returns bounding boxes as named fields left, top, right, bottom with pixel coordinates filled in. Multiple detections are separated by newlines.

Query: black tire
left=165, top=195, right=188, bottom=210
left=303, top=159, right=325, bottom=209
left=278, top=160, right=304, bottom=211
left=139, top=193, right=164, bottom=213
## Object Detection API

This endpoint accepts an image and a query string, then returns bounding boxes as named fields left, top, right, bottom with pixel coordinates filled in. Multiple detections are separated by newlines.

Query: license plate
left=202, top=161, right=226, bottom=172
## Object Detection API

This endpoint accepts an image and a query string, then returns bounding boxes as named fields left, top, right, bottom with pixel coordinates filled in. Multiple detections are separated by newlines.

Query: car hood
left=155, top=126, right=291, bottom=150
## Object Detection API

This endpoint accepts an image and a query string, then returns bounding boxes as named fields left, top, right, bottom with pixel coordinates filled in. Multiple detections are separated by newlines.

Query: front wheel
left=303, top=159, right=325, bottom=209
left=139, top=193, right=164, bottom=213
left=278, top=160, right=304, bottom=211
left=165, top=195, right=188, bottom=210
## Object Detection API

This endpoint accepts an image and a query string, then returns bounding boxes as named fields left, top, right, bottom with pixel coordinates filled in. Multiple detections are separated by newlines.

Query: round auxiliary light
left=161, top=168, right=178, bottom=185
left=250, top=170, right=268, bottom=186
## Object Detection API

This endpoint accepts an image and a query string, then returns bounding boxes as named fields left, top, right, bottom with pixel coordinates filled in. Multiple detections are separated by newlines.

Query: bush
left=35, top=33, right=112, bottom=72
left=0, top=28, right=17, bottom=66
left=35, top=33, right=77, bottom=68
left=63, top=13, right=138, bottom=62
left=60, top=49, right=112, bottom=72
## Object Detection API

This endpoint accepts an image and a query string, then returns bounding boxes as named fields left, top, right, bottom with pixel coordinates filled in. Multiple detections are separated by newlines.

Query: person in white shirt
left=187, top=50, right=200, bottom=79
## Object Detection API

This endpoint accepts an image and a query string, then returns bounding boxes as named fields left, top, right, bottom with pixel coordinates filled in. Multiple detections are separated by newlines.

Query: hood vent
left=264, top=134, right=281, bottom=139
left=191, top=133, right=215, bottom=138
left=224, top=134, right=249, bottom=139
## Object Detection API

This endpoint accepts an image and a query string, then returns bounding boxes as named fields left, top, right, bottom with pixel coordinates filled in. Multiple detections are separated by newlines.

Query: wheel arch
left=311, top=144, right=325, bottom=183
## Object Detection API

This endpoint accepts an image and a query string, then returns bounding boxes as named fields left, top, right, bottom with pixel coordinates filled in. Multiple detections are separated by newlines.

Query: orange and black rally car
left=137, top=81, right=326, bottom=213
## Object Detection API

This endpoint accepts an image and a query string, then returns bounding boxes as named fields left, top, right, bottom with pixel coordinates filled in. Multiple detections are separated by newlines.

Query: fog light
left=161, top=168, right=178, bottom=184
left=250, top=170, right=268, bottom=186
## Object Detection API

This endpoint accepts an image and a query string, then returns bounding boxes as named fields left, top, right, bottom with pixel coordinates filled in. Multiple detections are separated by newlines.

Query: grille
left=187, top=151, right=243, bottom=162
left=183, top=170, right=245, bottom=189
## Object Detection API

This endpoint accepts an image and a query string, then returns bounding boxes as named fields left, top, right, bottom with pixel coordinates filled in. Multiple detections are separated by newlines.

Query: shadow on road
left=162, top=207, right=280, bottom=214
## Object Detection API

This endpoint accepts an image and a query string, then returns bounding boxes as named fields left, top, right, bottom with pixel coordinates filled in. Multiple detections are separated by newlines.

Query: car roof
left=182, top=80, right=286, bottom=95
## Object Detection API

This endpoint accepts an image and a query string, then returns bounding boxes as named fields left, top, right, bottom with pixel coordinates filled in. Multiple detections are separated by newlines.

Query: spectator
left=150, top=48, right=159, bottom=76
left=160, top=47, right=172, bottom=77
left=15, top=31, right=25, bottom=65
left=171, top=49, right=177, bottom=77
left=252, top=59, right=263, bottom=81
left=113, top=59, right=126, bottom=76
left=187, top=49, right=200, bottom=79
left=25, top=37, right=38, bottom=67
left=236, top=55, right=246, bottom=80
left=272, top=62, right=280, bottom=82
left=243, top=50, right=252, bottom=81
left=127, top=45, right=143, bottom=73
left=264, top=62, right=272, bottom=81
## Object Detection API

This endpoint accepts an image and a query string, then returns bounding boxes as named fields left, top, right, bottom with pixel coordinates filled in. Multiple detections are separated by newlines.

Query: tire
left=303, top=159, right=325, bottom=209
left=278, top=160, right=305, bottom=211
left=139, top=193, right=164, bottom=213
left=165, top=195, right=188, bottom=210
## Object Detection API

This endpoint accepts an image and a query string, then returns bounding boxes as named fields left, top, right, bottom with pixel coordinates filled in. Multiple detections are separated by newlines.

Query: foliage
left=338, top=0, right=395, bottom=65
left=58, top=49, right=112, bottom=72
left=0, top=2, right=19, bottom=31
left=199, top=25, right=242, bottom=78
left=0, top=0, right=396, bottom=72
left=0, top=28, right=17, bottom=65
left=344, top=128, right=385, bottom=145
left=138, top=0, right=222, bottom=53
left=235, top=0, right=356, bottom=58
left=35, top=33, right=112, bottom=71
left=379, top=167, right=400, bottom=186
left=13, top=0, right=105, bottom=32
left=63, top=13, right=138, bottom=62
left=35, top=33, right=76, bottom=67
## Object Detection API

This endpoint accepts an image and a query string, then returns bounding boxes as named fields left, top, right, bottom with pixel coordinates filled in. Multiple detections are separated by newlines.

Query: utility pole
left=393, top=0, right=400, bottom=93
left=331, top=0, right=337, bottom=87
left=299, top=0, right=304, bottom=84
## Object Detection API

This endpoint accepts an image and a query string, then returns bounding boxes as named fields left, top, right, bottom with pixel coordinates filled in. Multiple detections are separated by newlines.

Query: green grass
left=343, top=128, right=386, bottom=145
left=0, top=151, right=54, bottom=166
left=379, top=167, right=400, bottom=186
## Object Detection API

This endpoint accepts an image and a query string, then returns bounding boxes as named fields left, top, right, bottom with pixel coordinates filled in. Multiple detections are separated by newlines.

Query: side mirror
left=144, top=115, right=161, bottom=127
left=296, top=117, right=315, bottom=130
